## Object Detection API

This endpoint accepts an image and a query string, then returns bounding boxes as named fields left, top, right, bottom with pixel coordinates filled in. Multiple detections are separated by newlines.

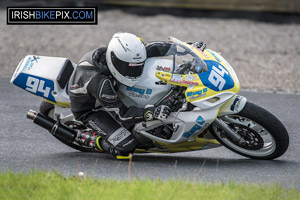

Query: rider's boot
left=79, top=131, right=133, bottom=159
left=96, top=137, right=133, bottom=160
left=83, top=110, right=136, bottom=159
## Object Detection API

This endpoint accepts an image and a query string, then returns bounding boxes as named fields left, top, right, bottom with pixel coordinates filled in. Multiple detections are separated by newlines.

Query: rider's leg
left=83, top=110, right=137, bottom=158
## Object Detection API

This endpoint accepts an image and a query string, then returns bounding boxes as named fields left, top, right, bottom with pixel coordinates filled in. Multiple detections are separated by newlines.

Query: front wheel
left=211, top=102, right=289, bottom=160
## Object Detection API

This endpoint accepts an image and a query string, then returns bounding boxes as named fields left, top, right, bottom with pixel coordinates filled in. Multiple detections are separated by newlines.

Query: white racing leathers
left=68, top=42, right=172, bottom=156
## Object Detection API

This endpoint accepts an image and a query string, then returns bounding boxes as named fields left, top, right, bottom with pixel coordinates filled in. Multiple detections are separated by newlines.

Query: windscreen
left=164, top=37, right=208, bottom=74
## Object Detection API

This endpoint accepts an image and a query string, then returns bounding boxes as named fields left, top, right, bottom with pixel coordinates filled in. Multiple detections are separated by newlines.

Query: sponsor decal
left=32, top=56, right=40, bottom=63
left=128, top=62, right=143, bottom=67
left=170, top=75, right=199, bottom=85
left=22, top=57, right=31, bottom=70
left=144, top=110, right=154, bottom=121
left=187, top=88, right=208, bottom=97
left=111, top=129, right=127, bottom=144
left=170, top=78, right=199, bottom=86
left=156, top=65, right=171, bottom=72
left=183, top=116, right=209, bottom=138
left=122, top=138, right=135, bottom=148
left=185, top=75, right=197, bottom=81
left=128, top=92, right=150, bottom=100
left=127, top=86, right=152, bottom=99
left=133, top=57, right=142, bottom=60
left=189, top=94, right=206, bottom=100
left=23, top=57, right=32, bottom=71
left=187, top=88, right=208, bottom=100
left=208, top=65, right=229, bottom=90
left=12, top=73, right=56, bottom=102
left=133, top=54, right=142, bottom=60
left=196, top=116, right=205, bottom=125
left=126, top=86, right=152, bottom=95
left=108, top=128, right=131, bottom=146
left=7, top=7, right=97, bottom=25
left=199, top=60, right=234, bottom=92
left=101, top=94, right=117, bottom=100
left=22, top=56, right=40, bottom=71
left=170, top=74, right=183, bottom=82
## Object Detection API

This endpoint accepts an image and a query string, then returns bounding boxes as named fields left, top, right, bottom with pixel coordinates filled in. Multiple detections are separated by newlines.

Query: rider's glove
left=193, top=41, right=206, bottom=51
left=144, top=105, right=171, bottom=121
left=144, top=105, right=155, bottom=121
left=154, top=105, right=171, bottom=120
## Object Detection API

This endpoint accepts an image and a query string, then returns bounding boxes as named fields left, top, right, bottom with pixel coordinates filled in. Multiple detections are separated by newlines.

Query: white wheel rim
left=213, top=115, right=276, bottom=157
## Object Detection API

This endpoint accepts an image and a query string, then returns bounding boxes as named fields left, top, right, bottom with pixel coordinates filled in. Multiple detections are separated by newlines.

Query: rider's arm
left=86, top=72, right=144, bottom=122
left=109, top=99, right=145, bottom=121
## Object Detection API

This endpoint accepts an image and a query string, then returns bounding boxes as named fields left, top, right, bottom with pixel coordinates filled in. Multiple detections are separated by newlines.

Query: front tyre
left=211, top=102, right=289, bottom=160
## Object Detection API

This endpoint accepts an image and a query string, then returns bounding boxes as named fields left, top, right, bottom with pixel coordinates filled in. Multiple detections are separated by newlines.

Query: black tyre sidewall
left=39, top=100, right=55, bottom=116
left=211, top=102, right=289, bottom=160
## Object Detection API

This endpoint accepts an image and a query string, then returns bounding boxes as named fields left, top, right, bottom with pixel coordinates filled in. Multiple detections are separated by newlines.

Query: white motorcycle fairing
left=10, top=39, right=247, bottom=153
left=118, top=58, right=173, bottom=108
left=10, top=37, right=289, bottom=160
left=10, top=55, right=75, bottom=107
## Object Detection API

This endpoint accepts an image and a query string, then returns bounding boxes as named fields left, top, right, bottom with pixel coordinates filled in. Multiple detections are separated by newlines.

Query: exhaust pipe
left=27, top=110, right=76, bottom=142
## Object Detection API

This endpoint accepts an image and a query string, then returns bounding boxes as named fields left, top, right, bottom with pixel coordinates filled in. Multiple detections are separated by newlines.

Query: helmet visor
left=111, top=52, right=144, bottom=79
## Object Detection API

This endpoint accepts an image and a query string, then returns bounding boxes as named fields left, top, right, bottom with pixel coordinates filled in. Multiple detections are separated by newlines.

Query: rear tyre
left=211, top=102, right=289, bottom=160
left=39, top=101, right=98, bottom=153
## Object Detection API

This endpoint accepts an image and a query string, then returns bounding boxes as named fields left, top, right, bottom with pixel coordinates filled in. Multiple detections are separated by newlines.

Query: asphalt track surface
left=1, top=77, right=300, bottom=188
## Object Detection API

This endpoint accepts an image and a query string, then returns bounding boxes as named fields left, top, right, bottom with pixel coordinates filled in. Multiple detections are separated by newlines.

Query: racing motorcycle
left=10, top=37, right=289, bottom=160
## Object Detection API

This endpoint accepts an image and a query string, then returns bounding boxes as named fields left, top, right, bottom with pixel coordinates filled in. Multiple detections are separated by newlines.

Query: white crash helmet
left=106, top=32, right=147, bottom=87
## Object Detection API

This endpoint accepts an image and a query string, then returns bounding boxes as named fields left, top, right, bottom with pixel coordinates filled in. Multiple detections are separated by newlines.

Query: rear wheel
left=211, top=102, right=289, bottom=160
left=39, top=101, right=98, bottom=153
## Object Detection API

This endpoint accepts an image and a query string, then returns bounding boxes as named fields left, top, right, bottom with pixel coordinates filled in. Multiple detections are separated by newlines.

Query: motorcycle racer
left=12, top=34, right=289, bottom=161
left=68, top=32, right=172, bottom=159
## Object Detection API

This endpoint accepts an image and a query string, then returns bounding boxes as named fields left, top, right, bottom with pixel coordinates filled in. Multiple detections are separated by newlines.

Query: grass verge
left=0, top=171, right=299, bottom=200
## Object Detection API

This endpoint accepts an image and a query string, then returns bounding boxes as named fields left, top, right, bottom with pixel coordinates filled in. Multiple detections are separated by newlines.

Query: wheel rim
left=213, top=115, right=276, bottom=157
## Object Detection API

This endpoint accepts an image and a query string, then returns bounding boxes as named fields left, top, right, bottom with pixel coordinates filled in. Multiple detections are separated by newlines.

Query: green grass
left=0, top=171, right=299, bottom=200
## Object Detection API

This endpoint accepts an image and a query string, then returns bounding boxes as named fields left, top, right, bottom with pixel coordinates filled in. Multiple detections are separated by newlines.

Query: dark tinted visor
left=111, top=52, right=144, bottom=79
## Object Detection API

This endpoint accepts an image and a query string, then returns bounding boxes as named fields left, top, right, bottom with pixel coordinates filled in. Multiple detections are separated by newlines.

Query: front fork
left=213, top=118, right=245, bottom=142
left=214, top=95, right=247, bottom=142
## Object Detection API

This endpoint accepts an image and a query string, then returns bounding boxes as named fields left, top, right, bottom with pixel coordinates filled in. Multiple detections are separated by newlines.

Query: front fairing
left=186, top=48, right=240, bottom=102
left=155, top=37, right=240, bottom=108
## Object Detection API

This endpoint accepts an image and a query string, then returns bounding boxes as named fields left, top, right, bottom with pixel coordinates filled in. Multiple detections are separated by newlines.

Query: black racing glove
left=144, top=105, right=155, bottom=121
left=154, top=105, right=171, bottom=120
left=144, top=105, right=171, bottom=121
left=193, top=41, right=206, bottom=51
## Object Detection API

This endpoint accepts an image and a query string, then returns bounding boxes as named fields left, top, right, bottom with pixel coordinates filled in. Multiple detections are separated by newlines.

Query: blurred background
left=1, top=0, right=299, bottom=93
